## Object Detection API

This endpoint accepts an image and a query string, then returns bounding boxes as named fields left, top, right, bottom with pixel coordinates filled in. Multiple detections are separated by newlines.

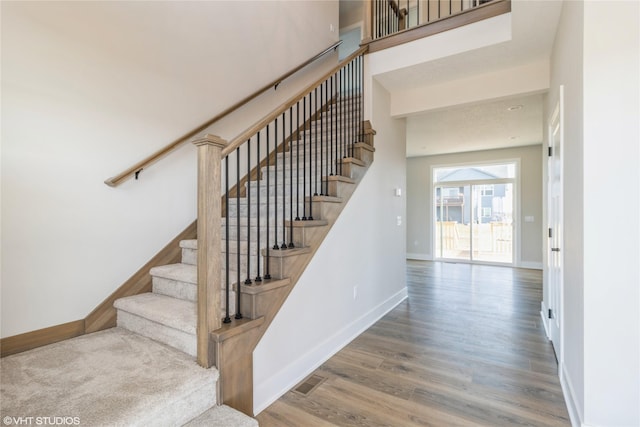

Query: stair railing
left=368, top=0, right=499, bottom=41
left=194, top=46, right=368, bottom=368
left=104, top=41, right=342, bottom=187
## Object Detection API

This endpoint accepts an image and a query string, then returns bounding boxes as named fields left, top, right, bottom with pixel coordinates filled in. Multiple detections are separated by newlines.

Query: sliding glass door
left=434, top=164, right=515, bottom=264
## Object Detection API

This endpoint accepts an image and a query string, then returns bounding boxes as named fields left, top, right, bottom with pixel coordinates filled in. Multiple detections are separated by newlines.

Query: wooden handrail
left=222, top=46, right=369, bottom=157
left=104, top=40, right=343, bottom=187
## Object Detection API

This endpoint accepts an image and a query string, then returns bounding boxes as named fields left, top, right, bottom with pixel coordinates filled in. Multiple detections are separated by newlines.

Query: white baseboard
left=253, top=287, right=408, bottom=414
left=561, top=364, right=586, bottom=427
left=540, top=301, right=550, bottom=339
left=406, top=253, right=431, bottom=261
left=519, top=261, right=543, bottom=270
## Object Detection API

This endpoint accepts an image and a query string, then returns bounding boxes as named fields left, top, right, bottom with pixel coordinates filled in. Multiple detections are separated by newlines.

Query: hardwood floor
left=256, top=261, right=570, bottom=426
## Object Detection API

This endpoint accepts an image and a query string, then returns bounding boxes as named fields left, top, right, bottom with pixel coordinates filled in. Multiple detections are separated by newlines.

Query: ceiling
left=362, top=0, right=563, bottom=157
left=406, top=93, right=543, bottom=157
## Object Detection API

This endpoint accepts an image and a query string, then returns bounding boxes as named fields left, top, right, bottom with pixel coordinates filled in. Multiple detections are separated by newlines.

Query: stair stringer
left=211, top=126, right=375, bottom=416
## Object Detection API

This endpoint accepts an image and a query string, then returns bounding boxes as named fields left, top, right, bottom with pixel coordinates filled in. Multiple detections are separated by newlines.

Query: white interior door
left=547, top=88, right=564, bottom=364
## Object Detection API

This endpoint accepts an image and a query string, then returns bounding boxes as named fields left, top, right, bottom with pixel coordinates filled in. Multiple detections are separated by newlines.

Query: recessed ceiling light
left=507, top=105, right=523, bottom=111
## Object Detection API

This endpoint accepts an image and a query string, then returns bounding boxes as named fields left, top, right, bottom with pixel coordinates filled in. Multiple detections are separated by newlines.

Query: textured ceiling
left=406, top=93, right=544, bottom=157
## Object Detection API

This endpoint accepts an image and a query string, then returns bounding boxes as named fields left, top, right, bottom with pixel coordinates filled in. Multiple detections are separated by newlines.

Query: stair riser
left=328, top=179, right=356, bottom=198
left=246, top=185, right=330, bottom=199
left=117, top=310, right=197, bottom=357
left=268, top=254, right=305, bottom=280
left=291, top=225, right=326, bottom=248
left=150, top=275, right=241, bottom=311
left=240, top=284, right=290, bottom=320
left=153, top=277, right=197, bottom=301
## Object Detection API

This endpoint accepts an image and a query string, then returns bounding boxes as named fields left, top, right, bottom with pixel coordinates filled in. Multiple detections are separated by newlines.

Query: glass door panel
left=435, top=185, right=470, bottom=260
left=471, top=183, right=513, bottom=263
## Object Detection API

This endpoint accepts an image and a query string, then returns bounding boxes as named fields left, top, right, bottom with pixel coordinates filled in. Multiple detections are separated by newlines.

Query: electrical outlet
left=397, top=216, right=402, bottom=226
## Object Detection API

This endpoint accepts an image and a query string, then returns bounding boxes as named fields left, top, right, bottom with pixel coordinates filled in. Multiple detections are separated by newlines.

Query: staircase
left=112, top=94, right=375, bottom=417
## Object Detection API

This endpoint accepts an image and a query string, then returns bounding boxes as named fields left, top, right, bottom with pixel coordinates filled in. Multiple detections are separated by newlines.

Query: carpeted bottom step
left=183, top=405, right=258, bottom=427
left=115, top=293, right=197, bottom=357
left=0, top=328, right=220, bottom=427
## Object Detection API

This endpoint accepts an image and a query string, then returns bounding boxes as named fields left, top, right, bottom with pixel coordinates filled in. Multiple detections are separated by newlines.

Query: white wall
left=391, top=60, right=549, bottom=117
left=1, top=1, right=339, bottom=338
left=367, top=12, right=511, bottom=78
left=406, top=145, right=543, bottom=267
left=253, top=79, right=407, bottom=413
left=547, top=1, right=640, bottom=425
left=547, top=0, right=585, bottom=422
left=582, top=2, right=639, bottom=425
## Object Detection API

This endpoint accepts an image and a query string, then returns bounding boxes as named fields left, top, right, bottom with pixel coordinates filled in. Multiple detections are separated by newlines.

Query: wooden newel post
left=193, top=134, right=228, bottom=368
left=362, top=0, right=373, bottom=44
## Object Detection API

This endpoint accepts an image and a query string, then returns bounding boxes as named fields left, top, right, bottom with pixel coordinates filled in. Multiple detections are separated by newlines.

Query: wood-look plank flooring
left=256, top=261, right=570, bottom=426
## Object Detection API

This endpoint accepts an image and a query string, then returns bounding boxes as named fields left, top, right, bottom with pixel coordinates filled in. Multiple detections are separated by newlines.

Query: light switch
left=395, top=188, right=402, bottom=197
left=525, top=216, right=534, bottom=223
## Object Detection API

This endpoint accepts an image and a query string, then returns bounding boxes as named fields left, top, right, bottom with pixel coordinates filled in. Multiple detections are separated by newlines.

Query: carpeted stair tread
left=115, top=293, right=196, bottom=334
left=151, top=263, right=196, bottom=284
left=183, top=404, right=258, bottom=427
left=0, top=328, right=219, bottom=427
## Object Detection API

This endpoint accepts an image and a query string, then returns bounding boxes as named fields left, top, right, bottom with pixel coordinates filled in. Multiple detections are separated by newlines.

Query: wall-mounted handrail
left=222, top=46, right=368, bottom=158
left=104, top=40, right=343, bottom=187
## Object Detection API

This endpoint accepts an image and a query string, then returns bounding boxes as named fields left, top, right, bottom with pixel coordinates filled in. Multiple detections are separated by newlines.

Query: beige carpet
left=0, top=327, right=255, bottom=426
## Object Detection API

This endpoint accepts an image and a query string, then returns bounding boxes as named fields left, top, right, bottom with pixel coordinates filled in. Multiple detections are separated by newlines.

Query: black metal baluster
left=335, top=72, right=339, bottom=175
left=255, top=133, right=262, bottom=283
left=340, top=67, right=348, bottom=167
left=314, top=86, right=318, bottom=197
left=386, top=0, right=389, bottom=36
left=302, top=96, right=307, bottom=221
left=235, top=147, right=242, bottom=319
left=350, top=60, right=354, bottom=157
left=352, top=59, right=356, bottom=155
left=360, top=55, right=364, bottom=142
left=224, top=156, right=231, bottom=324
left=273, top=117, right=279, bottom=249
left=245, top=140, right=252, bottom=285
left=281, top=112, right=286, bottom=249
left=308, top=90, right=314, bottom=221
left=296, top=102, right=301, bottom=221
left=329, top=75, right=334, bottom=176
left=320, top=81, right=325, bottom=195
left=323, top=80, right=328, bottom=189
left=264, top=125, right=271, bottom=280
left=377, top=0, right=380, bottom=37
left=337, top=68, right=341, bottom=170
left=288, top=107, right=294, bottom=248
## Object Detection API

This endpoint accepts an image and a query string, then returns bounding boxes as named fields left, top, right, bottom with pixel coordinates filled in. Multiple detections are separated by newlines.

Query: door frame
left=546, top=85, right=564, bottom=373
left=430, top=160, right=520, bottom=266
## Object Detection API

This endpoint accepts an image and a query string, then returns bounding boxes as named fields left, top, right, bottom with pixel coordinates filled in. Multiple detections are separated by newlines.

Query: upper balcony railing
left=363, top=0, right=511, bottom=52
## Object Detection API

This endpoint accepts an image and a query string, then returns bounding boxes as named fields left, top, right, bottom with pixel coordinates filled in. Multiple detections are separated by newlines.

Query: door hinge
left=548, top=227, right=553, bottom=238
left=548, top=309, right=553, bottom=319
left=548, top=147, right=553, bottom=157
